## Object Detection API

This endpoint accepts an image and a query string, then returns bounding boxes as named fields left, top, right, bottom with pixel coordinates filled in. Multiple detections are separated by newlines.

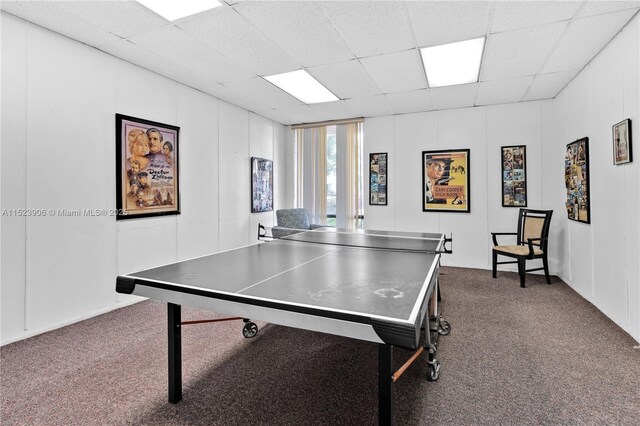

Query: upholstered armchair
left=492, top=209, right=553, bottom=288
left=272, top=208, right=326, bottom=238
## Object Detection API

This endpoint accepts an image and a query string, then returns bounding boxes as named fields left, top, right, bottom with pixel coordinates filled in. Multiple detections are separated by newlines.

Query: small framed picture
left=501, top=145, right=527, bottom=207
left=612, top=119, right=632, bottom=165
left=116, top=114, right=180, bottom=220
left=251, top=157, right=273, bottom=213
left=369, top=153, right=388, bottom=205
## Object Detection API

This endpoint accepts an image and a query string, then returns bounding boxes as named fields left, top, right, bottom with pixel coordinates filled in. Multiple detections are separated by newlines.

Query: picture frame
left=564, top=137, right=590, bottom=224
left=501, top=145, right=527, bottom=207
left=369, top=152, right=388, bottom=205
left=251, top=157, right=273, bottom=213
left=422, top=149, right=470, bottom=213
left=612, top=118, right=632, bottom=165
left=115, top=113, right=180, bottom=220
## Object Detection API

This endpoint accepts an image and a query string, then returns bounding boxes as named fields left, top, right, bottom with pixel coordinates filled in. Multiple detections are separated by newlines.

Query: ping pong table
left=116, top=226, right=451, bottom=425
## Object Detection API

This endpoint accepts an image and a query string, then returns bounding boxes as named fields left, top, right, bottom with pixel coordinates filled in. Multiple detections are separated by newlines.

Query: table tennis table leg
left=168, top=303, right=182, bottom=403
left=378, top=344, right=393, bottom=425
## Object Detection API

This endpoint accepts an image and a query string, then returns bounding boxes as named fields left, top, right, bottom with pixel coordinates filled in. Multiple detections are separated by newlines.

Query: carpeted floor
left=1, top=267, right=639, bottom=425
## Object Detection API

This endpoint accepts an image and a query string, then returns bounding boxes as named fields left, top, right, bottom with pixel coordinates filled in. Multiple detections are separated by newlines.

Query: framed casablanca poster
left=422, top=149, right=470, bottom=213
left=613, top=119, right=632, bottom=165
left=115, top=114, right=180, bottom=220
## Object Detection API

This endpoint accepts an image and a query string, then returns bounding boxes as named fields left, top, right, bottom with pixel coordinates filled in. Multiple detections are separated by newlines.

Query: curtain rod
left=291, top=117, right=364, bottom=130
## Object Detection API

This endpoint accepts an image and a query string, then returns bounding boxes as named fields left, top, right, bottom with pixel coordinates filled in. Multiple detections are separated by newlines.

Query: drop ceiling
left=2, top=1, right=639, bottom=125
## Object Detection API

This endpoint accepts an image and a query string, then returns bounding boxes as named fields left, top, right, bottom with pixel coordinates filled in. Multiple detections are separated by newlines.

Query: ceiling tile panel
left=127, top=26, right=256, bottom=84
left=178, top=7, right=300, bottom=76
left=359, top=50, right=427, bottom=93
left=430, top=84, right=479, bottom=110
left=491, top=1, right=580, bottom=33
left=476, top=76, right=534, bottom=105
left=542, top=8, right=638, bottom=73
left=308, top=60, right=381, bottom=99
left=224, top=77, right=305, bottom=109
left=481, top=22, right=568, bottom=80
left=1, top=1, right=120, bottom=46
left=309, top=101, right=358, bottom=122
left=52, top=0, right=169, bottom=39
left=344, top=95, right=396, bottom=118
left=319, top=1, right=415, bottom=57
left=407, top=1, right=493, bottom=47
left=273, top=104, right=322, bottom=125
left=233, top=1, right=354, bottom=67
left=522, top=70, right=577, bottom=100
left=385, top=90, right=433, bottom=115
left=577, top=1, right=640, bottom=18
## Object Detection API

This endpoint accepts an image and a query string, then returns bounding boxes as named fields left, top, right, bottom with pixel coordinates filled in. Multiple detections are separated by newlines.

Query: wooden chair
left=492, top=209, right=553, bottom=288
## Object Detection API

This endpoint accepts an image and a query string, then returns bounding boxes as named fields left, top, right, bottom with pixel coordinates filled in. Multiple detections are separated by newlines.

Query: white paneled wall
left=0, top=14, right=283, bottom=345
left=363, top=102, right=550, bottom=270
left=546, top=15, right=639, bottom=342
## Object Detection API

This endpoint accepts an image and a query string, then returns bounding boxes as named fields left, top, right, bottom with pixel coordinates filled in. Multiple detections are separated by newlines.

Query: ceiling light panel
left=136, top=0, right=221, bottom=21
left=421, top=37, right=486, bottom=88
left=264, top=70, right=339, bottom=104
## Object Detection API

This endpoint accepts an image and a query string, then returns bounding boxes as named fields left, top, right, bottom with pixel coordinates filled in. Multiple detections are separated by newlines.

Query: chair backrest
left=276, top=208, right=311, bottom=230
left=516, top=209, right=553, bottom=252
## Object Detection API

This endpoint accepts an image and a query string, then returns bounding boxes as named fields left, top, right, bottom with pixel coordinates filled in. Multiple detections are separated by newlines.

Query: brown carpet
left=1, top=267, right=639, bottom=425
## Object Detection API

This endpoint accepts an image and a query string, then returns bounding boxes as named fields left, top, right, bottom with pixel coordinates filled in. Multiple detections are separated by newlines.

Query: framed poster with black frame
left=612, top=118, right=632, bottom=165
left=369, top=152, right=387, bottom=205
left=422, top=149, right=470, bottom=213
left=251, top=157, right=273, bottom=213
left=564, top=137, right=590, bottom=224
left=501, top=145, right=527, bottom=207
left=115, top=113, right=180, bottom=220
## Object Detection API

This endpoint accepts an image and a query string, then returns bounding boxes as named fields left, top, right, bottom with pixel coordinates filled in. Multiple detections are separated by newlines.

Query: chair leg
left=518, top=258, right=526, bottom=288
left=492, top=250, right=497, bottom=279
left=543, top=255, right=551, bottom=284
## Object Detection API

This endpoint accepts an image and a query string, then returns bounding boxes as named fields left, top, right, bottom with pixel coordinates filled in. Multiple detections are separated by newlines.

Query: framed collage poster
left=422, top=149, right=470, bottom=213
left=251, top=157, right=273, bottom=213
left=115, top=114, right=179, bottom=220
left=612, top=119, right=632, bottom=165
left=564, top=137, right=590, bottom=224
left=369, top=153, right=387, bottom=205
left=501, top=145, right=527, bottom=207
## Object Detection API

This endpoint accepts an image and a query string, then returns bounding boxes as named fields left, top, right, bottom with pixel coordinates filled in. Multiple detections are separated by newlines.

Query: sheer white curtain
left=295, top=127, right=327, bottom=225
left=345, top=123, right=363, bottom=229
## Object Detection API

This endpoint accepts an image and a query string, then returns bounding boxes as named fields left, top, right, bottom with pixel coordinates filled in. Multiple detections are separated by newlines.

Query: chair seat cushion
left=494, top=245, right=543, bottom=256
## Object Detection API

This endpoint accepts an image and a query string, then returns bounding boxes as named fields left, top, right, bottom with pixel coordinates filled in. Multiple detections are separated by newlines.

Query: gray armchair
left=272, top=208, right=325, bottom=238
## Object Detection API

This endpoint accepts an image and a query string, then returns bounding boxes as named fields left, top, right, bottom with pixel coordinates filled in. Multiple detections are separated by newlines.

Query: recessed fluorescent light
left=137, top=0, right=221, bottom=21
left=264, top=70, right=339, bottom=104
left=420, top=37, right=486, bottom=88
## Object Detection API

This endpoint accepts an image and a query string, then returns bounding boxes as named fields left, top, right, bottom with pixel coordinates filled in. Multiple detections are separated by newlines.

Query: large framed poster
left=422, top=149, right=470, bottom=212
left=369, top=152, right=387, bottom=205
left=564, top=137, right=590, bottom=224
left=116, top=114, right=179, bottom=220
left=501, top=145, right=527, bottom=207
left=251, top=157, right=273, bottom=213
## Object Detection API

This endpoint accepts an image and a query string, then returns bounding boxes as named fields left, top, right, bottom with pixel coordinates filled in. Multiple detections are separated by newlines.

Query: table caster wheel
left=427, top=360, right=440, bottom=382
left=242, top=322, right=258, bottom=338
left=438, top=319, right=451, bottom=336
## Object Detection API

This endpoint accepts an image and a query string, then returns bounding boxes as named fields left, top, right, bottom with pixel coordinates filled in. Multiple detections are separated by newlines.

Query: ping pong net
left=258, top=224, right=452, bottom=255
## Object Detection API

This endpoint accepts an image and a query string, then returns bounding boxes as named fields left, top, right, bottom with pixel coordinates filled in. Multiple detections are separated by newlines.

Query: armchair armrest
left=491, top=232, right=517, bottom=246
left=526, top=237, right=547, bottom=257
left=310, top=224, right=327, bottom=230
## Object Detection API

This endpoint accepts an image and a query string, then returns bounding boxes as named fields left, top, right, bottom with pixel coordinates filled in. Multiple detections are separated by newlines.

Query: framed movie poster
left=564, top=137, right=590, bottom=224
left=422, top=149, right=470, bottom=212
left=251, top=157, right=273, bottom=213
left=613, top=119, right=632, bottom=165
left=115, top=114, right=180, bottom=220
left=501, top=145, right=527, bottom=207
left=369, top=152, right=387, bottom=205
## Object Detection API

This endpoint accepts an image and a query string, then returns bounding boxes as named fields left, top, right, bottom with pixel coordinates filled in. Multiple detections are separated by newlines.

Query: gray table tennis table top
left=117, top=228, right=445, bottom=348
